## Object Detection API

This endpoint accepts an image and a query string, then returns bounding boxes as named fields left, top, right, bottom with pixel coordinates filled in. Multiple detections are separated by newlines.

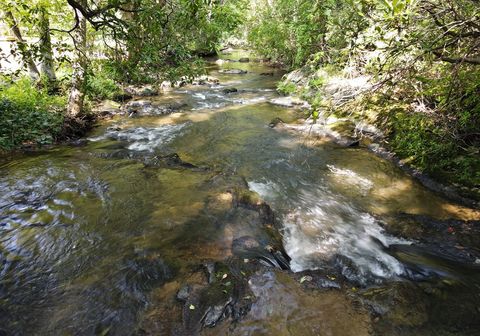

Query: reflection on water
left=0, top=50, right=479, bottom=335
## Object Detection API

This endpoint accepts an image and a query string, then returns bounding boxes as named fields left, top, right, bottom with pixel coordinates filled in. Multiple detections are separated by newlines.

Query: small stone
left=203, top=304, right=228, bottom=327
left=70, top=139, right=88, bottom=147
left=268, top=117, right=285, bottom=128
left=176, top=285, right=191, bottom=302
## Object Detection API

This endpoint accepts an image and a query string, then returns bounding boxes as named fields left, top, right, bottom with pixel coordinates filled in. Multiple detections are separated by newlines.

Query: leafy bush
left=389, top=109, right=480, bottom=187
left=85, top=61, right=123, bottom=101
left=276, top=81, right=297, bottom=95
left=247, top=0, right=329, bottom=69
left=0, top=78, right=65, bottom=150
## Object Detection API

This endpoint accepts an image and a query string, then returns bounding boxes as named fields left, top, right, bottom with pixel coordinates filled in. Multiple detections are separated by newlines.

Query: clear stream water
left=1, top=51, right=480, bottom=335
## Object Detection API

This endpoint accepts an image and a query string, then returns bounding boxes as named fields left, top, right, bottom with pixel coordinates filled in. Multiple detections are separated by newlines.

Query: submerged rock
left=238, top=57, right=250, bottom=63
left=124, top=100, right=188, bottom=116
left=360, top=281, right=431, bottom=334
left=381, top=213, right=480, bottom=264
left=231, top=189, right=291, bottom=271
left=222, top=87, right=238, bottom=94
left=280, top=120, right=362, bottom=147
left=94, top=148, right=206, bottom=172
left=268, top=117, right=285, bottom=128
left=208, top=270, right=372, bottom=336
left=204, top=262, right=216, bottom=284
left=143, top=153, right=207, bottom=171
left=203, top=298, right=233, bottom=328
left=112, top=92, right=133, bottom=103
left=232, top=236, right=261, bottom=252
left=218, top=69, right=247, bottom=75
left=69, top=138, right=89, bottom=147
left=176, top=285, right=192, bottom=302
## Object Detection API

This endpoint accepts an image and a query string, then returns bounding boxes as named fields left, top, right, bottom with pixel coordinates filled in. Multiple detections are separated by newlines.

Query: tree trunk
left=38, top=6, right=57, bottom=86
left=5, top=11, right=41, bottom=81
left=67, top=0, right=87, bottom=117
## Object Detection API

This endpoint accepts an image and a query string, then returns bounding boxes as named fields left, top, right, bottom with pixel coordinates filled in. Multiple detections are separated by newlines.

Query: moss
left=235, top=188, right=263, bottom=206
left=328, top=120, right=356, bottom=137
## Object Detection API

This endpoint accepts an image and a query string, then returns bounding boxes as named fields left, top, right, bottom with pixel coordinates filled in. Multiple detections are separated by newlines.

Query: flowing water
left=1, top=51, right=480, bottom=335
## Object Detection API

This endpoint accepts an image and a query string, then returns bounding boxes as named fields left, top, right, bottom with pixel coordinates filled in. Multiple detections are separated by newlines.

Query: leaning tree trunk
left=38, top=6, right=57, bottom=87
left=5, top=11, right=41, bottom=81
left=67, top=0, right=87, bottom=117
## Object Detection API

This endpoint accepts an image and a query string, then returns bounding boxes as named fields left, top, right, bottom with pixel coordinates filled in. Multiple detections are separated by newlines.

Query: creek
left=1, top=51, right=479, bottom=335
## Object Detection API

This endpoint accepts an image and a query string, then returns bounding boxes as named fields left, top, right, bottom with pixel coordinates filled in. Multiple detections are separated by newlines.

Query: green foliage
left=308, top=77, right=326, bottom=90
left=247, top=0, right=330, bottom=68
left=277, top=81, right=297, bottom=95
left=183, top=0, right=249, bottom=53
left=247, top=0, right=379, bottom=68
left=104, top=0, right=247, bottom=84
left=390, top=110, right=480, bottom=187
left=0, top=78, right=65, bottom=150
left=85, top=62, right=122, bottom=101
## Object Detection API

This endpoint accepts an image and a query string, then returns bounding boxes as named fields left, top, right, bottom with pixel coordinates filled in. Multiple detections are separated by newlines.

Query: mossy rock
left=328, top=119, right=355, bottom=134
left=235, top=188, right=263, bottom=207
